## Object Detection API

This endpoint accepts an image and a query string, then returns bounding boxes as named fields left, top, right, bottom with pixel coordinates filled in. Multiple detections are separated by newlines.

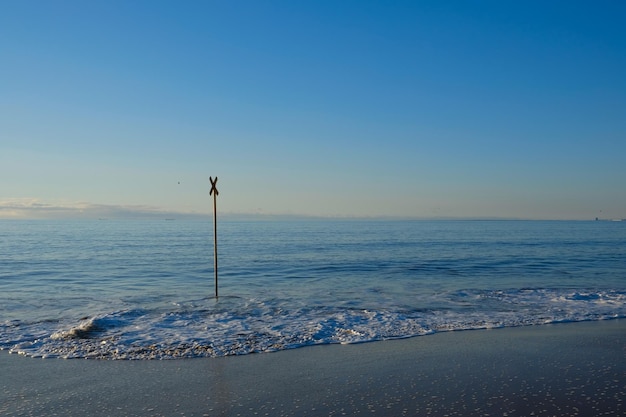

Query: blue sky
left=2, top=1, right=625, bottom=219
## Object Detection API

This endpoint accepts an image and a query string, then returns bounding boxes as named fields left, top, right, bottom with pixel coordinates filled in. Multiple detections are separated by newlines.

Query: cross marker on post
left=209, top=176, right=219, bottom=298
left=209, top=176, right=219, bottom=197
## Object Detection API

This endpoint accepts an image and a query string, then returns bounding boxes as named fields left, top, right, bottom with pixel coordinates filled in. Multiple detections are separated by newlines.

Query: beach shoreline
left=2, top=319, right=624, bottom=416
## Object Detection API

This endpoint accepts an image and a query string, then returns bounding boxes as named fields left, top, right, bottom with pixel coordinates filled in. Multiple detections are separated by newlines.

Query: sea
left=1, top=219, right=625, bottom=360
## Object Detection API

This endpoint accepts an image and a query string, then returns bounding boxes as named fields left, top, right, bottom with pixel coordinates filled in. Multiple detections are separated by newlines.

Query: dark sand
left=1, top=320, right=624, bottom=416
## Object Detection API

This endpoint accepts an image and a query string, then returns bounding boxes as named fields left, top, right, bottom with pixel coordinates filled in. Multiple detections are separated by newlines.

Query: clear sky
left=2, top=1, right=625, bottom=220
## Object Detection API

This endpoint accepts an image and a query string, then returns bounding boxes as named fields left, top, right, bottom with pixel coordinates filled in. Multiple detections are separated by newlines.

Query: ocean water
left=1, top=219, right=625, bottom=360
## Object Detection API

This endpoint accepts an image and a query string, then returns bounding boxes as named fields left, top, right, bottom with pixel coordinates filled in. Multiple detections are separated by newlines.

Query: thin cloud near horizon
left=0, top=198, right=189, bottom=220
left=0, top=198, right=618, bottom=221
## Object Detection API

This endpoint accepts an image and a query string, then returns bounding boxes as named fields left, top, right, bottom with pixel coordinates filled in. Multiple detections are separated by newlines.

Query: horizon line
left=0, top=198, right=620, bottom=222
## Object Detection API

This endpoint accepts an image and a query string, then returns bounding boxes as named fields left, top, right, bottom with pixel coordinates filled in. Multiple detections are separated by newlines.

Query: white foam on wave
left=2, top=288, right=625, bottom=360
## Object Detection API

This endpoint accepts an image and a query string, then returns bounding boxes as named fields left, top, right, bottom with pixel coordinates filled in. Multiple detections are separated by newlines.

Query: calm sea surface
left=1, top=219, right=625, bottom=359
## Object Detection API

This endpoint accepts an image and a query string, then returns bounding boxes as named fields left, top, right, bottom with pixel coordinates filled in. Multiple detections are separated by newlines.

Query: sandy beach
left=1, top=319, right=624, bottom=416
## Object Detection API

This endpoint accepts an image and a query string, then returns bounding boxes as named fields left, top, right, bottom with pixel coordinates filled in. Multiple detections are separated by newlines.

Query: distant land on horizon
left=1, top=210, right=622, bottom=223
left=0, top=198, right=622, bottom=222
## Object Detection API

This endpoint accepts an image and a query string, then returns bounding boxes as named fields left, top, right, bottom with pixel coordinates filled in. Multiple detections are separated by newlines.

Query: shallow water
left=1, top=219, right=625, bottom=359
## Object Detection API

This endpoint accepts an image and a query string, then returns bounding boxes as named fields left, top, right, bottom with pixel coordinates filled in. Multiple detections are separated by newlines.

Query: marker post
left=209, top=176, right=219, bottom=298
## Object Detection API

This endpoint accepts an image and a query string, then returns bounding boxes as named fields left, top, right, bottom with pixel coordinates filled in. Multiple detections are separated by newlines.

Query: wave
left=1, top=288, right=624, bottom=360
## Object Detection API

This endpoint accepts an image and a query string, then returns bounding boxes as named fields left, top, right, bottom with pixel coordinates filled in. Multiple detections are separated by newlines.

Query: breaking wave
left=2, top=289, right=624, bottom=360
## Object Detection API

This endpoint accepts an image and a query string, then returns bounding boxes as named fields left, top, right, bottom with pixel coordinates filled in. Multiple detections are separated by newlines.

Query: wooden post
left=209, top=176, right=219, bottom=298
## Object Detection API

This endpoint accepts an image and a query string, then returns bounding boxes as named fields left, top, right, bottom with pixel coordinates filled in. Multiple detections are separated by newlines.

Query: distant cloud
left=0, top=198, right=206, bottom=220
left=0, top=198, right=385, bottom=221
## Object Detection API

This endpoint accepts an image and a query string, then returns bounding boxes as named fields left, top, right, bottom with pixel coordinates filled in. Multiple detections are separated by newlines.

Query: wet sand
left=1, top=320, right=624, bottom=416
